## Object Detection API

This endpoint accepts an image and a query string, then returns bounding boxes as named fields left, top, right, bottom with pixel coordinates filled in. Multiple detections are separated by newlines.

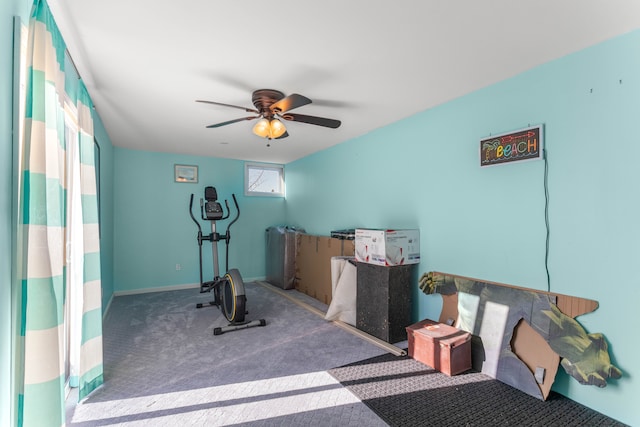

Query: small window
left=244, top=162, right=285, bottom=197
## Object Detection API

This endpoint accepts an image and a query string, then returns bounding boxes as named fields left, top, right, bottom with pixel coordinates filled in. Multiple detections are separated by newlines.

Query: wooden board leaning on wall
left=431, top=271, right=598, bottom=319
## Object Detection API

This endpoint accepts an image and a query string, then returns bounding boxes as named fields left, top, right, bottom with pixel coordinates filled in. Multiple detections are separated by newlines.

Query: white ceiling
left=49, top=0, right=640, bottom=164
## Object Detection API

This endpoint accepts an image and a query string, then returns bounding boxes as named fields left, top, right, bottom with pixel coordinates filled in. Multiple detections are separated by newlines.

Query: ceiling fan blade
left=206, top=116, right=260, bottom=128
left=281, top=113, right=341, bottom=129
left=275, top=131, right=289, bottom=140
left=196, top=99, right=259, bottom=114
left=270, top=93, right=312, bottom=113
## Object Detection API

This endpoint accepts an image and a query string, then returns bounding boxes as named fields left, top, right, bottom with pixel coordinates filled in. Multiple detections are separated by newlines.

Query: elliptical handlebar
left=189, top=194, right=202, bottom=234
left=189, top=194, right=205, bottom=287
left=223, top=194, right=239, bottom=272
left=227, top=194, right=240, bottom=231
left=223, top=200, right=230, bottom=220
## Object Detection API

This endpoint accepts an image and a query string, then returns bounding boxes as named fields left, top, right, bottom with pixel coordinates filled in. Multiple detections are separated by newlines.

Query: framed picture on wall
left=174, top=164, right=198, bottom=183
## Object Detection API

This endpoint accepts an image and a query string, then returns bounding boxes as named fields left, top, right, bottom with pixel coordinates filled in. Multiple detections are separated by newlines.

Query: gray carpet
left=66, top=282, right=389, bottom=426
left=66, top=280, right=624, bottom=426
left=329, top=352, right=627, bottom=427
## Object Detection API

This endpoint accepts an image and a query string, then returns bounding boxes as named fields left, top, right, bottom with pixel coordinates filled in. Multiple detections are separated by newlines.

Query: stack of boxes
left=354, top=229, right=420, bottom=343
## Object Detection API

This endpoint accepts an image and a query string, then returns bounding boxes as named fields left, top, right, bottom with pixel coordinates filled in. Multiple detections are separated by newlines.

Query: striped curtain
left=76, top=82, right=104, bottom=401
left=17, top=0, right=103, bottom=425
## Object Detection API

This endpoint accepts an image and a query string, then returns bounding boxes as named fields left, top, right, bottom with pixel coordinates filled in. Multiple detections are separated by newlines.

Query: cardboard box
left=295, top=234, right=354, bottom=304
left=355, top=229, right=420, bottom=266
left=406, top=318, right=472, bottom=376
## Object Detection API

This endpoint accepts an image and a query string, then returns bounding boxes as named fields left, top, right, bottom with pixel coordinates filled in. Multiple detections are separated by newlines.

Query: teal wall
left=285, top=30, right=640, bottom=425
left=113, top=148, right=285, bottom=293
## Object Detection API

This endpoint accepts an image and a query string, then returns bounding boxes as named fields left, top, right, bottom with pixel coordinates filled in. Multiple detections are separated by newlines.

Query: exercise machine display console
left=203, top=186, right=224, bottom=220
left=204, top=200, right=224, bottom=220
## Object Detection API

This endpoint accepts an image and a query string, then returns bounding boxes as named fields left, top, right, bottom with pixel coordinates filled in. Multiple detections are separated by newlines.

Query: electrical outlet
left=175, top=264, right=182, bottom=271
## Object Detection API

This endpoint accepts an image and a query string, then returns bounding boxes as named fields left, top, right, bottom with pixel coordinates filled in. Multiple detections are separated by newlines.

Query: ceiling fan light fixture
left=252, top=118, right=287, bottom=139
left=252, top=118, right=270, bottom=138
left=270, top=118, right=287, bottom=138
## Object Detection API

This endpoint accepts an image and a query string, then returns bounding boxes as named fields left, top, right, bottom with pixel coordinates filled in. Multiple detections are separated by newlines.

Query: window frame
left=244, top=162, right=285, bottom=197
left=62, top=96, right=80, bottom=397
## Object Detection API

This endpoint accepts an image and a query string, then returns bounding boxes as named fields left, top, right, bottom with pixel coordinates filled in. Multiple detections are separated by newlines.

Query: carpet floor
left=66, top=280, right=627, bottom=426
left=329, top=351, right=627, bottom=427
left=66, top=282, right=388, bottom=426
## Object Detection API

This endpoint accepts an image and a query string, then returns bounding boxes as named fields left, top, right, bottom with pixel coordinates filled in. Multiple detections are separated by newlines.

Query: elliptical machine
left=189, top=186, right=266, bottom=335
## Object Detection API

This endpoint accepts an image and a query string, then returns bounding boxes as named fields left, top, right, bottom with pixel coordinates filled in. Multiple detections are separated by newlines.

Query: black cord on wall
left=543, top=148, right=551, bottom=292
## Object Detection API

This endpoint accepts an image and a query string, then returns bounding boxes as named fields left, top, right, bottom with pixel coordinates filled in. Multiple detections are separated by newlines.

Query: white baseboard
left=113, top=282, right=200, bottom=297
left=102, top=294, right=114, bottom=319
left=112, top=276, right=266, bottom=298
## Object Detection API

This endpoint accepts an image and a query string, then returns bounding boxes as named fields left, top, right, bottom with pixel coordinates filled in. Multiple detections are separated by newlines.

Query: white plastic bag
left=325, top=257, right=357, bottom=325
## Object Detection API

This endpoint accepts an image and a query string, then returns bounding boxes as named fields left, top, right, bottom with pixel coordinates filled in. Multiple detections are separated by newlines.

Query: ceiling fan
left=196, top=89, right=341, bottom=140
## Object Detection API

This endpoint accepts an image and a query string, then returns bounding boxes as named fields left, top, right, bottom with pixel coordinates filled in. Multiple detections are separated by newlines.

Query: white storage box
left=354, top=229, right=420, bottom=266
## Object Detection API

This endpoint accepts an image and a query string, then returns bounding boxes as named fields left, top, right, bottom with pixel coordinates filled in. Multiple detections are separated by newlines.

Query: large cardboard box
left=406, top=318, right=472, bottom=376
left=355, top=229, right=420, bottom=266
left=295, top=234, right=355, bottom=304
